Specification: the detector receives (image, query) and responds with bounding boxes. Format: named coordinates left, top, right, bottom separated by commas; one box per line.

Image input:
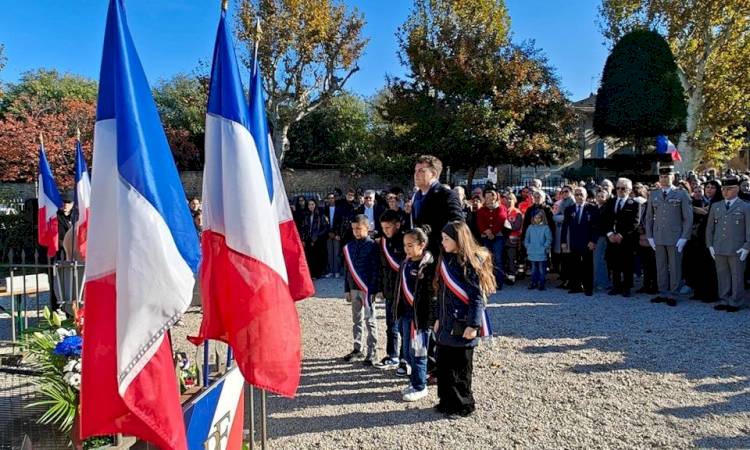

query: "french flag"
left=74, top=136, right=91, bottom=259
left=656, top=135, right=682, bottom=162
left=37, top=141, right=62, bottom=258
left=190, top=7, right=312, bottom=398
left=80, top=1, right=200, bottom=449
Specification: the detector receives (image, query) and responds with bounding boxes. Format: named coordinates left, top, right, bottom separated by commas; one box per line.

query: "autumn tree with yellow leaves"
left=599, top=0, right=750, bottom=167
left=236, top=0, right=368, bottom=164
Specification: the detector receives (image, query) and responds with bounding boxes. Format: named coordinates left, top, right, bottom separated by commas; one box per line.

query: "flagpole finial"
left=76, top=128, right=81, bottom=141
left=222, top=0, right=228, bottom=11
left=255, top=17, right=262, bottom=36
left=38, top=133, right=44, bottom=147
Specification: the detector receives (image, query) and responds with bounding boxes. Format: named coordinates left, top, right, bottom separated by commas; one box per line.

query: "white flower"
left=55, top=309, right=68, bottom=321
left=55, top=328, right=77, bottom=341
left=63, top=360, right=77, bottom=373
left=68, top=373, right=81, bottom=390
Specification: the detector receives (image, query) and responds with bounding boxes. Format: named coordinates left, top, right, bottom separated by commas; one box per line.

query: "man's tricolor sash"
left=382, top=238, right=400, bottom=272
left=439, top=260, right=492, bottom=338
left=343, top=243, right=371, bottom=311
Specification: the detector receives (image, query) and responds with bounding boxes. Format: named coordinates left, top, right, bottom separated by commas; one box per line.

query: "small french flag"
left=37, top=139, right=62, bottom=258
left=74, top=134, right=91, bottom=259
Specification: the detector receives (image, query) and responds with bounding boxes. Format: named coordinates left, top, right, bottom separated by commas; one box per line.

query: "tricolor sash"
left=343, top=243, right=371, bottom=311
left=400, top=263, right=415, bottom=306
left=382, top=238, right=400, bottom=271
left=439, top=260, right=492, bottom=338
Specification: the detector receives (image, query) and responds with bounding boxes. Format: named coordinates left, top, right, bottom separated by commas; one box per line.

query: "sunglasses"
left=615, top=187, right=628, bottom=191
left=573, top=193, right=584, bottom=196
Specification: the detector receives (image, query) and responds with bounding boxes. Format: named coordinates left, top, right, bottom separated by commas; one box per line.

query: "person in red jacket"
left=476, top=186, right=508, bottom=288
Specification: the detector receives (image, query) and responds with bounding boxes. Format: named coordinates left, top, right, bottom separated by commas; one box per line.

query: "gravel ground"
left=174, top=277, right=750, bottom=449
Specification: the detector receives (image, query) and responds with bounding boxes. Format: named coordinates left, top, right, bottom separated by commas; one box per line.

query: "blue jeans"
left=400, top=316, right=428, bottom=391
left=481, top=236, right=505, bottom=287
left=384, top=297, right=400, bottom=360
left=530, top=260, right=547, bottom=287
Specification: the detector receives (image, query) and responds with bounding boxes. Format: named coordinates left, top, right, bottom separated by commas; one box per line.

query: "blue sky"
left=0, top=0, right=607, bottom=102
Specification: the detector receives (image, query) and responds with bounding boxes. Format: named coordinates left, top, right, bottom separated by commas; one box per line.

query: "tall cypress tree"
left=594, top=29, right=687, bottom=152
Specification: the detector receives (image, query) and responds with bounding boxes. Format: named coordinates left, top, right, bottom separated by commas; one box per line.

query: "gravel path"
left=176, top=278, right=750, bottom=449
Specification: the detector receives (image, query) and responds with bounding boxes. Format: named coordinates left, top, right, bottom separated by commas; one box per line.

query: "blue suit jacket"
left=561, top=203, right=600, bottom=252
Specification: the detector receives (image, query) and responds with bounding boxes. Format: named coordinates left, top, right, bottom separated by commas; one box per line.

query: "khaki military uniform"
left=645, top=188, right=693, bottom=293
left=706, top=198, right=750, bottom=308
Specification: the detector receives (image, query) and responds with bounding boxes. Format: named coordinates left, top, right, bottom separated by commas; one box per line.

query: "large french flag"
left=190, top=8, right=311, bottom=398
left=74, top=138, right=91, bottom=259
left=37, top=143, right=62, bottom=258
left=656, top=135, right=683, bottom=162
left=80, top=1, right=200, bottom=449
left=247, top=35, right=314, bottom=302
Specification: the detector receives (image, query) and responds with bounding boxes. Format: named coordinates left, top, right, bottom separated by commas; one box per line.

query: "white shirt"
left=726, top=198, right=737, bottom=209
left=328, top=205, right=335, bottom=227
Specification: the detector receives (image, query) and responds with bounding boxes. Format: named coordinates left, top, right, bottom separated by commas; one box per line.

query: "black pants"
left=607, top=241, right=635, bottom=291
left=569, top=249, right=593, bottom=293
left=637, top=245, right=657, bottom=291
left=436, top=344, right=475, bottom=414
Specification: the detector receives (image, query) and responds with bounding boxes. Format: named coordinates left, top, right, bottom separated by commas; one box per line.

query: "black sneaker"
left=363, top=357, right=375, bottom=367
left=396, top=361, right=411, bottom=377
left=342, top=350, right=365, bottom=362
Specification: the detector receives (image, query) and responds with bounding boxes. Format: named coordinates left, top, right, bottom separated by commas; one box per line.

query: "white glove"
left=647, top=238, right=656, bottom=250
left=709, top=247, right=715, bottom=259
left=676, top=238, right=687, bottom=253
left=737, top=248, right=749, bottom=262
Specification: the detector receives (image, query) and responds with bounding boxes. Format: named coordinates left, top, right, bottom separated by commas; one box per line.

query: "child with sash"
left=376, top=210, right=405, bottom=371
left=342, top=214, right=381, bottom=365
left=434, top=221, right=496, bottom=417
left=395, top=226, right=437, bottom=401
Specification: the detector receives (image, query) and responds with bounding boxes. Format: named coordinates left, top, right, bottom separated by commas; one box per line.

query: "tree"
left=286, top=92, right=370, bottom=166
left=599, top=0, right=750, bottom=166
left=0, top=69, right=97, bottom=120
left=593, top=29, right=687, bottom=152
left=153, top=72, right=209, bottom=171
left=0, top=70, right=97, bottom=185
left=0, top=99, right=95, bottom=186
left=380, top=0, right=578, bottom=185
left=236, top=0, right=368, bottom=164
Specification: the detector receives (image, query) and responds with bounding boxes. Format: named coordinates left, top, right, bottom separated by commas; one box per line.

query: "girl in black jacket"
left=434, top=221, right=497, bottom=418
left=394, top=226, right=437, bottom=402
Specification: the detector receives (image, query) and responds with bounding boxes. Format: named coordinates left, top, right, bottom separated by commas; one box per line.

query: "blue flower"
left=53, top=335, right=83, bottom=358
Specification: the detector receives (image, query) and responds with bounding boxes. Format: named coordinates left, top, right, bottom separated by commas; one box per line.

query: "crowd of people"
left=293, top=163, right=750, bottom=312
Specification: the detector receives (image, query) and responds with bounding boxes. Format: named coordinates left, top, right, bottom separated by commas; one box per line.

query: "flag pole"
left=72, top=129, right=81, bottom=311
left=253, top=16, right=270, bottom=450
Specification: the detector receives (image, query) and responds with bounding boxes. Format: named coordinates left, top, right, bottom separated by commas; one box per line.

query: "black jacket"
left=301, top=212, right=329, bottom=242
left=411, top=183, right=465, bottom=255
left=379, top=231, right=405, bottom=301
left=602, top=197, right=641, bottom=245
left=394, top=251, right=437, bottom=330
left=434, top=253, right=485, bottom=348
left=343, top=237, right=380, bottom=294
left=561, top=203, right=600, bottom=252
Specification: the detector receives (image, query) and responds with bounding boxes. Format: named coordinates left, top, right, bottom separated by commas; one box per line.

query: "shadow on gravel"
left=267, top=408, right=441, bottom=438
left=659, top=391, right=750, bottom=420
left=693, top=434, right=750, bottom=449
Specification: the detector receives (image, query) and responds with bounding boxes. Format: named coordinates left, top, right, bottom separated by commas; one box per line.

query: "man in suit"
left=561, top=187, right=600, bottom=296
left=354, top=190, right=385, bottom=238
left=706, top=176, right=750, bottom=312
left=645, top=164, right=693, bottom=306
left=411, top=155, right=465, bottom=256
left=603, top=178, right=641, bottom=297
left=324, top=192, right=345, bottom=278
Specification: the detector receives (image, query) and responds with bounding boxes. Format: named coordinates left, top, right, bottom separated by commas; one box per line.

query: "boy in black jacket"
left=342, top=215, right=381, bottom=365
left=376, top=210, right=405, bottom=370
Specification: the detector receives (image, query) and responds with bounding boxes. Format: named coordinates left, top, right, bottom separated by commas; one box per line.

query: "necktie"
left=727, top=201, right=731, bottom=211
left=662, top=190, right=667, bottom=200
left=576, top=205, right=582, bottom=223
left=616, top=200, right=622, bottom=214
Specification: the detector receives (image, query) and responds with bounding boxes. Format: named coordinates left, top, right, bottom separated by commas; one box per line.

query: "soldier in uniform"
left=645, top=164, right=693, bottom=306
left=705, top=176, right=750, bottom=312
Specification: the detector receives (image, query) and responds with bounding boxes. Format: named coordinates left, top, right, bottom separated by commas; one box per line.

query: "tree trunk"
left=466, top=166, right=477, bottom=189
left=676, top=61, right=705, bottom=170
left=272, top=124, right=290, bottom=165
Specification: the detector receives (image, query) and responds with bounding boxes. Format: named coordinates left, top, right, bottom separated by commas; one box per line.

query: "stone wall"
left=180, top=169, right=411, bottom=199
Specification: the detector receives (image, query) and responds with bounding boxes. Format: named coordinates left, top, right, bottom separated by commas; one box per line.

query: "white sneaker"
left=401, top=385, right=416, bottom=396
left=334, top=273, right=341, bottom=279
left=403, top=387, right=428, bottom=402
